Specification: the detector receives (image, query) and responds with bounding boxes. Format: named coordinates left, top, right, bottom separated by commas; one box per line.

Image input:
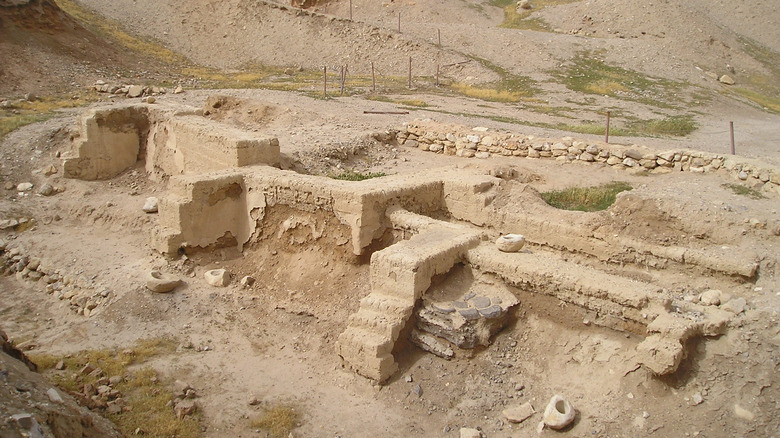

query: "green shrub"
left=541, top=182, right=632, bottom=211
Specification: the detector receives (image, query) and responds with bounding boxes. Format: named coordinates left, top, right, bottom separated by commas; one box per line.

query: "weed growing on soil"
left=542, top=182, right=632, bottom=212
left=491, top=0, right=578, bottom=30
left=553, top=52, right=689, bottom=109
left=449, top=56, right=537, bottom=102
left=722, top=183, right=766, bottom=200
left=29, top=338, right=200, bottom=438
left=0, top=93, right=99, bottom=141
left=733, top=37, right=780, bottom=113
left=250, top=404, right=299, bottom=438
left=330, top=171, right=387, bottom=181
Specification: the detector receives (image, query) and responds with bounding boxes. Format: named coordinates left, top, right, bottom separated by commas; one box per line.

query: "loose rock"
left=543, top=395, right=576, bottom=430
left=145, top=270, right=182, bottom=293
left=503, top=401, right=535, bottom=423
left=496, top=234, right=526, bottom=252
left=699, top=289, right=721, bottom=306
left=142, top=197, right=159, bottom=213
left=205, top=269, right=231, bottom=287
left=459, top=428, right=481, bottom=438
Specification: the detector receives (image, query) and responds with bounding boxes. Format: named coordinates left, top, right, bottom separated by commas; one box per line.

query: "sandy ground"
left=1, top=88, right=780, bottom=437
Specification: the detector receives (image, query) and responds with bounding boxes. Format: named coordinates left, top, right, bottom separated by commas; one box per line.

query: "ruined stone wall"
left=397, top=120, right=780, bottom=195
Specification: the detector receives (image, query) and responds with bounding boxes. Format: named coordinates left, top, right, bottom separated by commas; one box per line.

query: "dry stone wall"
left=396, top=120, right=780, bottom=195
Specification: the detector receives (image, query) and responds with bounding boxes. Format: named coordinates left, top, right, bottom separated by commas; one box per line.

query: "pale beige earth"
left=1, top=0, right=780, bottom=437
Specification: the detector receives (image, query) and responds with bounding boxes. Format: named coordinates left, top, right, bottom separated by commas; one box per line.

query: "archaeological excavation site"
left=1, top=0, right=779, bottom=437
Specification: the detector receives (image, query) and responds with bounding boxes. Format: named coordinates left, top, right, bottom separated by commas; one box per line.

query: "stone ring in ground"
left=543, top=394, right=576, bottom=430
left=145, top=270, right=182, bottom=293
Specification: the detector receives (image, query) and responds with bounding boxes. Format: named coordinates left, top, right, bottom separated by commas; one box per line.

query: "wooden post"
left=340, top=65, right=345, bottom=95
left=408, top=56, right=412, bottom=88
left=398, top=12, right=401, bottom=32
left=730, top=121, right=735, bottom=155
left=438, top=28, right=441, bottom=47
left=349, top=0, right=352, bottom=20
left=605, top=111, right=611, bottom=144
left=371, top=62, right=376, bottom=92
left=436, top=63, right=440, bottom=87
left=323, top=66, right=327, bottom=97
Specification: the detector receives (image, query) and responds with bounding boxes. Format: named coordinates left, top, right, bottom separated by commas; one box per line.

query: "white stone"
left=142, top=197, right=159, bottom=213
left=47, top=388, right=64, bottom=403
left=719, top=74, right=735, bottom=85
left=173, top=85, right=184, bottom=94
left=543, top=395, right=576, bottom=430
left=146, top=271, right=182, bottom=293
left=503, top=402, right=535, bottom=423
left=459, top=428, right=481, bottom=438
left=496, top=234, right=525, bottom=252
left=127, top=85, right=144, bottom=98
left=16, top=182, right=33, bottom=191
left=699, top=289, right=721, bottom=306
left=205, top=269, right=230, bottom=287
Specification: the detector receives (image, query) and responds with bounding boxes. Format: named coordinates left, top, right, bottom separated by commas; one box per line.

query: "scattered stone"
left=42, top=165, right=57, bottom=176
left=496, top=234, right=526, bottom=252
left=38, top=183, right=54, bottom=196
left=718, top=74, right=735, bottom=85
left=248, top=395, right=260, bottom=405
left=55, top=360, right=65, bottom=370
left=409, top=329, right=454, bottom=359
left=9, top=413, right=44, bottom=438
left=173, top=85, right=184, bottom=94
left=143, top=96, right=156, bottom=104
left=205, top=268, right=231, bottom=287
left=722, top=297, right=747, bottom=314
left=174, top=399, right=197, bottom=419
left=734, top=404, right=754, bottom=421
left=0, top=219, right=18, bottom=230
left=240, top=275, right=256, bottom=288
left=47, top=387, right=64, bottom=403
left=80, top=363, right=96, bottom=375
left=699, top=289, right=722, bottom=306
left=145, top=270, right=182, bottom=293
left=127, top=85, right=144, bottom=98
left=459, top=427, right=481, bottom=438
left=412, top=384, right=423, bottom=397
left=503, top=401, right=535, bottom=423
left=17, top=182, right=34, bottom=192
left=517, top=0, right=532, bottom=10
left=691, top=392, right=703, bottom=405
left=142, top=197, right=159, bottom=213
left=543, top=395, right=576, bottom=430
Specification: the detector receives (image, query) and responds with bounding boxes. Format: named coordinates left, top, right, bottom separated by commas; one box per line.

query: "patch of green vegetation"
left=250, top=404, right=299, bottom=438
left=624, top=115, right=696, bottom=137
left=491, top=0, right=578, bottom=30
left=722, top=183, right=765, bottom=200
left=553, top=52, right=690, bottom=109
left=330, top=171, right=387, bottom=181
left=733, top=87, right=780, bottom=114
left=541, top=182, right=632, bottom=212
left=30, top=338, right=200, bottom=438
left=1, top=93, right=100, bottom=141
left=448, top=56, right=538, bottom=102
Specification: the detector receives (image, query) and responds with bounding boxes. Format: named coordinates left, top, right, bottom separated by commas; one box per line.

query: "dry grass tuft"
left=29, top=337, right=198, bottom=438
left=251, top=404, right=299, bottom=438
